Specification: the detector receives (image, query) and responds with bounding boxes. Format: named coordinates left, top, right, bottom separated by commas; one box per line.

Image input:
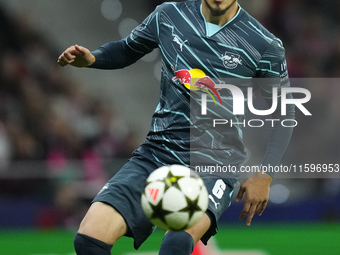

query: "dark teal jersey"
left=91, top=0, right=294, bottom=181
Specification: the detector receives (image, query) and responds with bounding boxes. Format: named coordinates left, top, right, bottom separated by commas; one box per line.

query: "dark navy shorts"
left=93, top=153, right=235, bottom=249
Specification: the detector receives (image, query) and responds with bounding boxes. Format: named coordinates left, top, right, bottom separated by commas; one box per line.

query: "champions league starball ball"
left=141, top=165, right=209, bottom=231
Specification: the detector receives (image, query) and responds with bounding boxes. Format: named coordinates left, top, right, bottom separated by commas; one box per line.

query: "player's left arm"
left=236, top=39, right=295, bottom=226
left=257, top=38, right=295, bottom=177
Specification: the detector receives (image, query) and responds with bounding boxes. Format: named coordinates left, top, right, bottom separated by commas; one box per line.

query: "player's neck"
left=201, top=1, right=239, bottom=26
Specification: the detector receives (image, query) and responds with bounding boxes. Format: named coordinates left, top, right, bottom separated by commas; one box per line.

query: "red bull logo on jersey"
left=172, top=67, right=311, bottom=128
left=172, top=68, right=223, bottom=106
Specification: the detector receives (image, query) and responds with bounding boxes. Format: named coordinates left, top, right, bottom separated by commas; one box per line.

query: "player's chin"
left=220, top=0, right=238, bottom=8
left=206, top=0, right=234, bottom=15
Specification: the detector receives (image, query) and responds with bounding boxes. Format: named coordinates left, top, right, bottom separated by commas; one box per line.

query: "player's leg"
left=184, top=213, right=211, bottom=244
left=159, top=213, right=211, bottom=255
left=78, top=201, right=128, bottom=244
left=74, top=153, right=162, bottom=254
left=73, top=202, right=127, bottom=255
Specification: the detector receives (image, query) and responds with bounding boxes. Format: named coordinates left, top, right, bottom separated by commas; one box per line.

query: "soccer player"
left=58, top=0, right=294, bottom=254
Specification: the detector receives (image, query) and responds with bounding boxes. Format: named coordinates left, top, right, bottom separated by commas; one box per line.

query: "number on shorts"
left=212, top=179, right=226, bottom=199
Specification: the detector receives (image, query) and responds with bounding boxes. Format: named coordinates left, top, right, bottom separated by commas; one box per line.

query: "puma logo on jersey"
left=208, top=194, right=221, bottom=209
left=173, top=37, right=188, bottom=52
left=98, top=183, right=109, bottom=195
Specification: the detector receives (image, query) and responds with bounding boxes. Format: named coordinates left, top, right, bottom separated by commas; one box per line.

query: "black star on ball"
left=180, top=196, right=201, bottom=219
left=150, top=199, right=173, bottom=223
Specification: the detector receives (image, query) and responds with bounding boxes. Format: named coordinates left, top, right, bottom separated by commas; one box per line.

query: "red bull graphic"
left=172, top=68, right=223, bottom=106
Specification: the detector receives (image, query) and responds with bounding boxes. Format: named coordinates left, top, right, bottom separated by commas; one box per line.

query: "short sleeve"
left=125, top=5, right=161, bottom=54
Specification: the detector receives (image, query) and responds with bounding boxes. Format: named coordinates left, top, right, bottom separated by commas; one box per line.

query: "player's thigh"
left=80, top=153, right=162, bottom=248
left=78, top=201, right=127, bottom=245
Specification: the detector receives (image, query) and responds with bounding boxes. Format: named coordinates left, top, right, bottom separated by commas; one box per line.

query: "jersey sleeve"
left=125, top=4, right=161, bottom=53
left=89, top=5, right=161, bottom=69
left=256, top=38, right=289, bottom=89
left=256, top=39, right=295, bottom=178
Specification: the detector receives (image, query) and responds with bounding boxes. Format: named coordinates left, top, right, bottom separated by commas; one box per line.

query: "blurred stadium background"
left=0, top=0, right=339, bottom=254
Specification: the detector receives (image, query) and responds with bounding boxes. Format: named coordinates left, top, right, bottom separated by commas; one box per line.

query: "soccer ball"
left=141, top=164, right=209, bottom=231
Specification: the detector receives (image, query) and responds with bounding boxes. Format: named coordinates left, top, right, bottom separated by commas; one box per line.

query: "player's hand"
left=57, top=45, right=95, bottom=67
left=235, top=172, right=272, bottom=226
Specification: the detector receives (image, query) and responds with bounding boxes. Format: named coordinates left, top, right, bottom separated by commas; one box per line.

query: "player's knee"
left=159, top=231, right=194, bottom=255
left=74, top=232, right=112, bottom=255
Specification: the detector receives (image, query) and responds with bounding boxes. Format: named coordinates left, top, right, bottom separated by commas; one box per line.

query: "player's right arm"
left=57, top=39, right=151, bottom=69
left=57, top=45, right=95, bottom=67
left=58, top=4, right=162, bottom=69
